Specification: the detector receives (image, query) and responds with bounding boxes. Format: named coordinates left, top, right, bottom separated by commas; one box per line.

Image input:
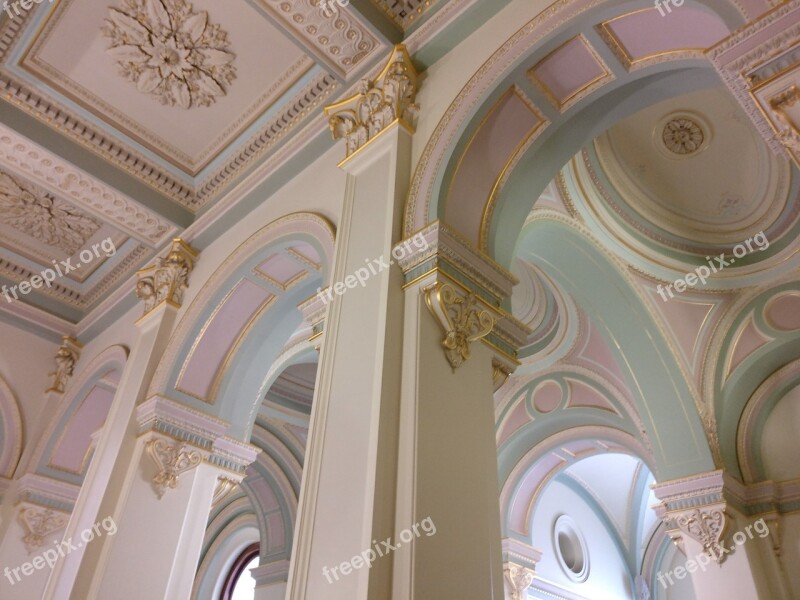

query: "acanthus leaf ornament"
left=324, top=44, right=419, bottom=158
left=103, top=0, right=237, bottom=109
left=0, top=172, right=100, bottom=255
left=675, top=507, right=729, bottom=563
left=18, top=507, right=69, bottom=553
left=424, top=282, right=494, bottom=370
left=145, top=438, right=202, bottom=499
left=136, top=238, right=197, bottom=315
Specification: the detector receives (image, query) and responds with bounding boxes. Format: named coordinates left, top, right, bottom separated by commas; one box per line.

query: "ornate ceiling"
left=0, top=0, right=469, bottom=331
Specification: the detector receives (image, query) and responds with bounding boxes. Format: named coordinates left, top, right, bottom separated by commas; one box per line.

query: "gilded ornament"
left=325, top=45, right=419, bottom=158
left=136, top=238, right=197, bottom=314
left=424, top=282, right=494, bottom=370
left=145, top=437, right=202, bottom=498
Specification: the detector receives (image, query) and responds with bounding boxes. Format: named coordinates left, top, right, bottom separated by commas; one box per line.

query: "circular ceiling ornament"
left=653, top=111, right=711, bottom=159
left=102, top=0, right=237, bottom=110
left=659, top=113, right=709, bottom=156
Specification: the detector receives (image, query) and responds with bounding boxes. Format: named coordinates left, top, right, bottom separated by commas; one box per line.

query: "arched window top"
left=221, top=543, right=259, bottom=600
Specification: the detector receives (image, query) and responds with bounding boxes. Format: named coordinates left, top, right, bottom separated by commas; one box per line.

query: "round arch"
left=147, top=212, right=335, bottom=441
left=403, top=0, right=750, bottom=268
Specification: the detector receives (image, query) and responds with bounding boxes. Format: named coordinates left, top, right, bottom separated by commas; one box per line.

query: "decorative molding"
left=503, top=563, right=535, bottom=600
left=325, top=44, right=419, bottom=158
left=15, top=474, right=80, bottom=514
left=369, top=0, right=440, bottom=30
left=708, top=0, right=800, bottom=157
left=18, top=506, right=69, bottom=553
left=768, top=86, right=800, bottom=153
left=0, top=7, right=336, bottom=210
left=423, top=282, right=494, bottom=370
left=145, top=437, right=202, bottom=498
left=136, top=394, right=228, bottom=449
left=0, top=172, right=100, bottom=255
left=46, top=336, right=83, bottom=394
left=103, top=0, right=237, bottom=110
left=136, top=238, right=197, bottom=314
left=257, top=0, right=381, bottom=77
left=0, top=125, right=174, bottom=245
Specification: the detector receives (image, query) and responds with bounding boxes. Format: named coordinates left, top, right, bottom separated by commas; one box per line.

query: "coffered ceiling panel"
left=22, top=0, right=315, bottom=175
left=0, top=0, right=387, bottom=212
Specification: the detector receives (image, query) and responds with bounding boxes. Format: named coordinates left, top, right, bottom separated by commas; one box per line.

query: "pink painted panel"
left=766, top=294, right=800, bottom=331
left=266, top=511, right=286, bottom=552
left=257, top=253, right=306, bottom=285
left=178, top=280, right=273, bottom=400
left=447, top=90, right=542, bottom=241
left=51, top=385, right=114, bottom=473
left=532, top=37, right=606, bottom=102
left=290, top=243, right=321, bottom=267
left=729, top=315, right=771, bottom=375
left=247, top=472, right=280, bottom=511
left=607, top=8, right=729, bottom=59
left=566, top=379, right=619, bottom=415
left=533, top=380, right=562, bottom=413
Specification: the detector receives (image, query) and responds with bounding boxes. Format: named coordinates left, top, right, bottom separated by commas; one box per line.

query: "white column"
left=42, top=240, right=197, bottom=600
left=287, top=45, right=523, bottom=600
left=72, top=397, right=258, bottom=599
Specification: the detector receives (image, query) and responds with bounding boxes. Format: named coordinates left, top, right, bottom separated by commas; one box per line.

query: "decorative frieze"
left=325, top=44, right=419, bottom=159
left=47, top=336, right=82, bottom=394
left=136, top=239, right=198, bottom=315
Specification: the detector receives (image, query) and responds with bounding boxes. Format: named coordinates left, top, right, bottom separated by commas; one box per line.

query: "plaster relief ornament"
left=145, top=438, right=202, bottom=498
left=0, top=172, right=100, bottom=255
left=18, top=507, right=68, bottom=553
left=662, top=117, right=705, bottom=155
left=103, top=0, right=237, bottom=109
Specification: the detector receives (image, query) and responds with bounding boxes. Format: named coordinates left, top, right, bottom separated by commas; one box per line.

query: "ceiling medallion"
left=103, top=0, right=237, bottom=109
left=0, top=172, right=100, bottom=255
left=661, top=115, right=706, bottom=156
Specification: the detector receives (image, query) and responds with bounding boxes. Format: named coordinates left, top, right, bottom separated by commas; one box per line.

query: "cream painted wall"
left=0, top=320, right=57, bottom=463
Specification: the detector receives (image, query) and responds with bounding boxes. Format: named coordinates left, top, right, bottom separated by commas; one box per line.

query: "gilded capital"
left=136, top=238, right=197, bottom=315
left=324, top=44, right=419, bottom=158
left=424, top=282, right=494, bottom=370
left=145, top=437, right=202, bottom=499
left=47, top=336, right=82, bottom=394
